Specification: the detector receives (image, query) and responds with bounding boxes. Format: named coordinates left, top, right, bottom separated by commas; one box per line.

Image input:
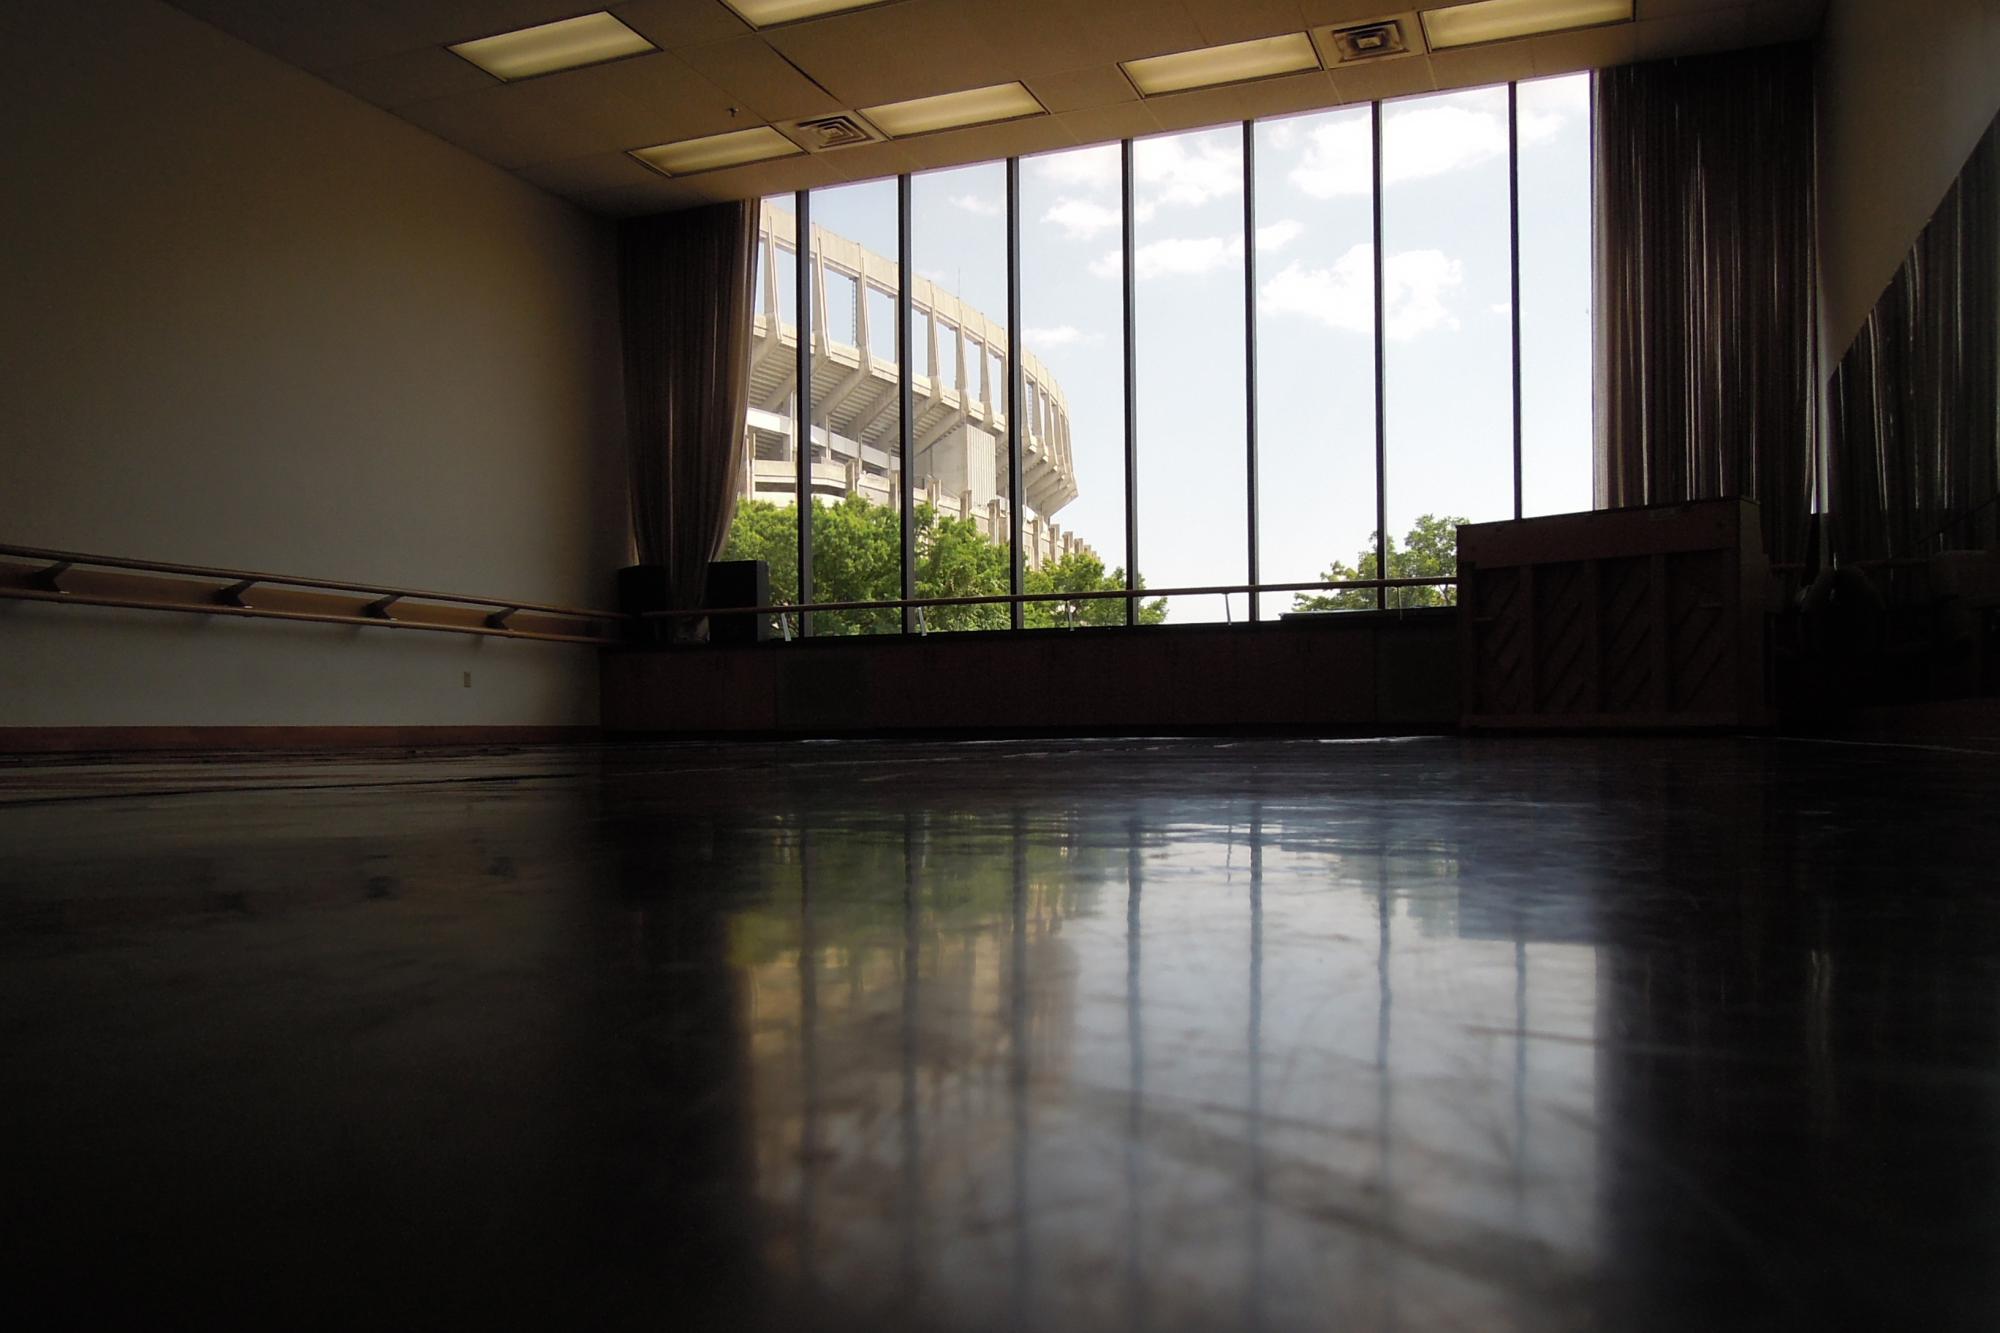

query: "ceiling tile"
left=167, top=0, right=389, bottom=71
left=960, top=0, right=1103, bottom=80
left=689, top=151, right=847, bottom=199
left=678, top=34, right=843, bottom=120
left=1233, top=68, right=1342, bottom=120
left=611, top=0, right=753, bottom=48
left=897, top=115, right=1079, bottom=170
left=1141, top=83, right=1254, bottom=136
left=820, top=140, right=923, bottom=184
left=577, top=177, right=711, bottom=216
left=1741, top=0, right=1824, bottom=44
left=517, top=150, right=662, bottom=195
left=1635, top=0, right=1744, bottom=17
left=764, top=0, right=1009, bottom=107
left=1632, top=9, right=1746, bottom=61
left=1426, top=39, right=1537, bottom=92
left=1057, top=102, right=1164, bottom=148
left=1062, top=0, right=1209, bottom=66
left=1328, top=51, right=1436, bottom=103
left=1026, top=66, right=1141, bottom=114
left=1297, top=0, right=1416, bottom=27
left=1180, top=0, right=1310, bottom=47
left=1530, top=22, right=1642, bottom=74
left=399, top=49, right=742, bottom=168
left=317, top=45, right=495, bottom=108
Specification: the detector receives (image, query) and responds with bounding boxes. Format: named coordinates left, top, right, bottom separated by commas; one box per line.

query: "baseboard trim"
left=0, top=726, right=600, bottom=754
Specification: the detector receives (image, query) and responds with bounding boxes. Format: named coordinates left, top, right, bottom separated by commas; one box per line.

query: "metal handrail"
left=641, top=575, right=1457, bottom=621
left=0, top=543, right=627, bottom=646
left=0, top=542, right=625, bottom=621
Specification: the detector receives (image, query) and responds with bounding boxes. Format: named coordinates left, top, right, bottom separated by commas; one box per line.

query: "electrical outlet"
left=462, top=671, right=472, bottom=688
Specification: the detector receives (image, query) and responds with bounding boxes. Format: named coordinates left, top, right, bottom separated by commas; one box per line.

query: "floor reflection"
left=4, top=737, right=1999, bottom=1328
left=720, top=787, right=1602, bottom=1330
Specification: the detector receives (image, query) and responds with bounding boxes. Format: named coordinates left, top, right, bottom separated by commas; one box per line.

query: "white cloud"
left=1289, top=102, right=1537, bottom=198
left=1259, top=244, right=1464, bottom=341
left=1130, top=235, right=1235, bottom=279
left=1519, top=71, right=1588, bottom=142
left=1089, top=220, right=1306, bottom=280
left=1134, top=133, right=1242, bottom=210
left=1043, top=198, right=1120, bottom=240
left=949, top=192, right=999, bottom=216
left=1256, top=219, right=1304, bottom=251
left=1024, top=324, right=1101, bottom=347
left=1027, top=143, right=1121, bottom=192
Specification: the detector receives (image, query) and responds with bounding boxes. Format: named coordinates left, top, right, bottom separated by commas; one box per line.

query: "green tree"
left=1293, top=514, right=1464, bottom=612
left=1024, top=549, right=1166, bottom=627
left=718, top=496, right=1166, bottom=632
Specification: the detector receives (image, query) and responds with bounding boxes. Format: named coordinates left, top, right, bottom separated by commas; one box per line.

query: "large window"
left=1256, top=106, right=1378, bottom=618
left=726, top=193, right=804, bottom=635
left=910, top=163, right=1010, bottom=632
left=805, top=179, right=901, bottom=636
left=1135, top=126, right=1247, bottom=625
left=1517, top=74, right=1594, bottom=519
left=1383, top=86, right=1515, bottom=604
left=722, top=79, right=1594, bottom=633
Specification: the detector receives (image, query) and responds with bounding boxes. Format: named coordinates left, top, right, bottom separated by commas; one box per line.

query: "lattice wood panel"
left=1458, top=500, right=1771, bottom=729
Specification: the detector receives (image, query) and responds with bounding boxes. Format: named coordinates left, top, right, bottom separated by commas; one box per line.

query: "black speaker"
left=705, top=559, right=772, bottom=645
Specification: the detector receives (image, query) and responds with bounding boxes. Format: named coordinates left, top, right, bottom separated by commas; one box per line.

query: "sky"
left=768, top=72, right=1592, bottom=624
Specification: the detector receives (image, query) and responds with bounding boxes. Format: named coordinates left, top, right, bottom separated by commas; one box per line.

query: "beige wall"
left=0, top=0, right=627, bottom=729
left=1817, top=0, right=2000, bottom=370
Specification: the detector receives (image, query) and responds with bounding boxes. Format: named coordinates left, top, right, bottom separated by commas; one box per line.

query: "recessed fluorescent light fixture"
left=721, top=0, right=884, bottom=26
left=1419, top=0, right=1632, bottom=50
left=448, top=12, right=654, bottom=81
left=859, top=82, right=1045, bottom=138
left=1121, top=32, right=1321, bottom=97
left=630, top=126, right=803, bottom=177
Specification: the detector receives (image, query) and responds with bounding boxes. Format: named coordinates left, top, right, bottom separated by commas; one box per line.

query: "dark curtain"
left=620, top=201, right=759, bottom=616
left=1593, top=44, right=1819, bottom=564
left=1827, top=112, right=2000, bottom=562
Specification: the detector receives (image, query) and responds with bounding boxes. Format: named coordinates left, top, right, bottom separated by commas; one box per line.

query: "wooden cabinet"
left=1458, top=500, right=1773, bottom=729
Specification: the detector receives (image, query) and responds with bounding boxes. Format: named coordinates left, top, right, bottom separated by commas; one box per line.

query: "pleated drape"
left=620, top=201, right=759, bottom=621
left=1827, top=112, right=2000, bottom=562
left=1592, top=44, right=1819, bottom=564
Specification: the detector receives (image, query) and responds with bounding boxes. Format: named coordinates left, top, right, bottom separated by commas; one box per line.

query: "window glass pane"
left=805, top=178, right=903, bottom=634
left=1134, top=126, right=1247, bottom=624
left=824, top=268, right=858, bottom=349
left=1382, top=87, right=1514, bottom=606
left=726, top=195, right=803, bottom=636
left=1517, top=74, right=1594, bottom=518
left=910, top=164, right=1010, bottom=630
left=1021, top=142, right=1131, bottom=624
left=866, top=284, right=896, bottom=364
left=1255, top=106, right=1378, bottom=617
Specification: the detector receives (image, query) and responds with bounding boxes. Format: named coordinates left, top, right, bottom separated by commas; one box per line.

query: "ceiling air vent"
left=1319, top=17, right=1421, bottom=64
left=782, top=113, right=885, bottom=152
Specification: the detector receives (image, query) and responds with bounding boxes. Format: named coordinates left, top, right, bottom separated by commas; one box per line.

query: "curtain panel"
left=1592, top=44, right=1819, bottom=564
left=1827, top=112, right=2000, bottom=562
left=620, top=201, right=759, bottom=619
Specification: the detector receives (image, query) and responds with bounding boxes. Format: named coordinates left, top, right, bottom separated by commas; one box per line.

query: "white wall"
left=1817, top=0, right=2000, bottom=370
left=0, top=0, right=626, bottom=729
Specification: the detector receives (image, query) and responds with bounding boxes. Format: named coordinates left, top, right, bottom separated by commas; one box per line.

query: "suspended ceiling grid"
left=165, top=0, right=1827, bottom=215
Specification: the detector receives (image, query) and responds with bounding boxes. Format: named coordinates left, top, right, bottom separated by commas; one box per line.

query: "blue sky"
left=778, top=73, right=1592, bottom=624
